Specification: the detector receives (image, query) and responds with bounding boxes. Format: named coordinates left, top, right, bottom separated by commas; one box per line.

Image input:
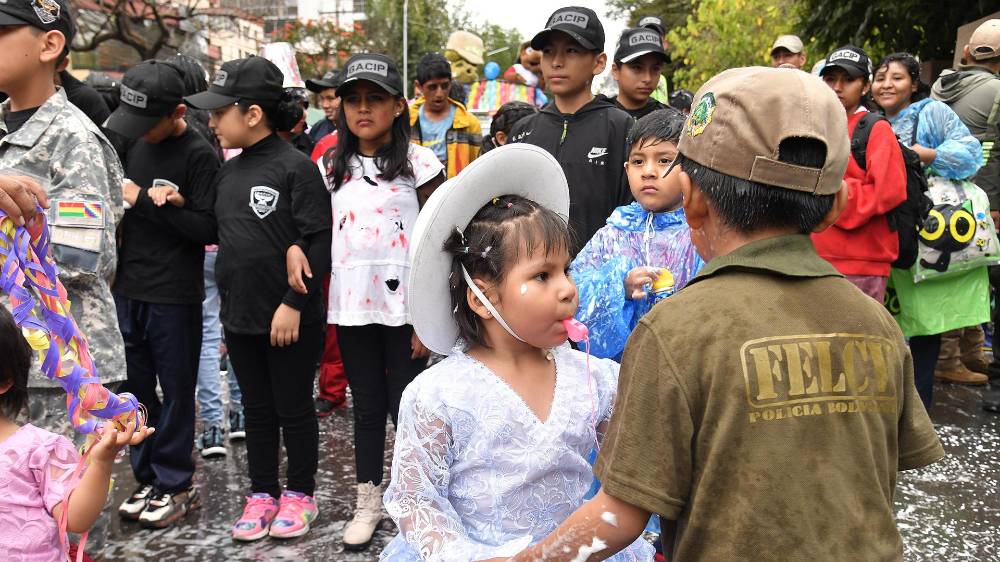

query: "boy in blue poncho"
left=573, top=108, right=704, bottom=360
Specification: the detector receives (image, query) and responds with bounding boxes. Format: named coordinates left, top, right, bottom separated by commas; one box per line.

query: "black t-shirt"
left=613, top=96, right=669, bottom=120
left=4, top=107, right=40, bottom=134
left=214, top=134, right=332, bottom=334
left=114, top=127, right=220, bottom=304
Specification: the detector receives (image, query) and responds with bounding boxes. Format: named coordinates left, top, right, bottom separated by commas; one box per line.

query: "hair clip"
left=506, top=202, right=513, bottom=209
left=457, top=245, right=492, bottom=258
left=492, top=197, right=501, bottom=206
left=455, top=226, right=466, bottom=245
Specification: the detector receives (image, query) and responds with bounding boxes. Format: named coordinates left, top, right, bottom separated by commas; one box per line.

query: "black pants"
left=225, top=326, right=322, bottom=498
left=116, top=297, right=201, bottom=493
left=338, top=324, right=425, bottom=485
left=910, top=334, right=941, bottom=410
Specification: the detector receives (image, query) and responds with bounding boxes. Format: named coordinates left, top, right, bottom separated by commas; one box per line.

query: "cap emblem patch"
left=31, top=0, right=59, bottom=25
left=549, top=10, right=589, bottom=29
left=686, top=92, right=716, bottom=137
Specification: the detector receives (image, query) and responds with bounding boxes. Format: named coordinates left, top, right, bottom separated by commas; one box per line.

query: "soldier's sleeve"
left=47, top=138, right=122, bottom=284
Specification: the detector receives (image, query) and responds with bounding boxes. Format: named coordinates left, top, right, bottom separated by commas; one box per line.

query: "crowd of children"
left=0, top=0, right=997, bottom=560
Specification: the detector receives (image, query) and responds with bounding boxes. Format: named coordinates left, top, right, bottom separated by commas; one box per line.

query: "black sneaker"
left=119, top=483, right=154, bottom=520
left=138, top=487, right=200, bottom=529
left=229, top=410, right=246, bottom=441
left=315, top=398, right=336, bottom=417
left=199, top=426, right=227, bottom=458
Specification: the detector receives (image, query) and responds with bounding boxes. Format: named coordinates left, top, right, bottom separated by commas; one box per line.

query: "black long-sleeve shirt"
left=114, top=127, right=219, bottom=304
left=214, top=134, right=332, bottom=334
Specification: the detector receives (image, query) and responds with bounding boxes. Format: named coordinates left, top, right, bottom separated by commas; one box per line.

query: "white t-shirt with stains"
left=324, top=144, right=443, bottom=326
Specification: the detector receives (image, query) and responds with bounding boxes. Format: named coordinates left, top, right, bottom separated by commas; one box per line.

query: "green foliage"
left=469, top=22, right=524, bottom=74
left=268, top=20, right=366, bottom=80
left=799, top=0, right=996, bottom=64
left=666, top=0, right=802, bottom=90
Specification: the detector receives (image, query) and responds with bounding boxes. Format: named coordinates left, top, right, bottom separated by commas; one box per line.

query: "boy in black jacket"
left=510, top=6, right=634, bottom=255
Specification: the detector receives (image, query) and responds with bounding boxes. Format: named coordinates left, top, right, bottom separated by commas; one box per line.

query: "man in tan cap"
left=931, top=18, right=1000, bottom=411
left=771, top=34, right=806, bottom=68
left=511, top=67, right=943, bottom=562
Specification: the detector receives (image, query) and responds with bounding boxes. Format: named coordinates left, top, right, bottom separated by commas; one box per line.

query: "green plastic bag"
left=912, top=176, right=1000, bottom=282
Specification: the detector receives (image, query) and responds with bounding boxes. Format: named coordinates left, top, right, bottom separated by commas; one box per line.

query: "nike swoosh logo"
left=587, top=148, right=608, bottom=159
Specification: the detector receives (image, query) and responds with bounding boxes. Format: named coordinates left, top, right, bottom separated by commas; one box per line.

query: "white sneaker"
left=342, top=481, right=384, bottom=550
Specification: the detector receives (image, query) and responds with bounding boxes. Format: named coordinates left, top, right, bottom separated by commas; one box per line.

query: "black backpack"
left=850, top=111, right=932, bottom=269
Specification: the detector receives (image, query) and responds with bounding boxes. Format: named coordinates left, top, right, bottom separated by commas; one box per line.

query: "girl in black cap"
left=310, top=52, right=445, bottom=550
left=184, top=56, right=332, bottom=542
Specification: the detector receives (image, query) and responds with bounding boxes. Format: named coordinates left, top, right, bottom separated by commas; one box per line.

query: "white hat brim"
left=407, top=144, right=570, bottom=355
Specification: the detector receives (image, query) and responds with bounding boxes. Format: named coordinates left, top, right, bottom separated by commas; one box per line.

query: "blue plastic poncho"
left=887, top=97, right=988, bottom=336
left=888, top=98, right=983, bottom=180
left=572, top=203, right=704, bottom=360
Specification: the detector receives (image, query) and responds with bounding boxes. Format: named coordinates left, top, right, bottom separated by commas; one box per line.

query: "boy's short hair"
left=677, top=139, right=835, bottom=234
left=627, top=108, right=686, bottom=150
left=417, top=53, right=453, bottom=84
left=671, top=66, right=849, bottom=234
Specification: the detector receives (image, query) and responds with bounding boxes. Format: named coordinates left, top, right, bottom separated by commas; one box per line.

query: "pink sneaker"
left=268, top=490, right=319, bottom=539
left=232, top=493, right=278, bottom=541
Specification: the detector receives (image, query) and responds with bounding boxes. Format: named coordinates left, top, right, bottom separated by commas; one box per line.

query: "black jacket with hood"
left=932, top=65, right=1000, bottom=209
left=509, top=95, right=634, bottom=255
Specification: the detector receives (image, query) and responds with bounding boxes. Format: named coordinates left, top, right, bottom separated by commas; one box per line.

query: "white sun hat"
left=407, top=143, right=570, bottom=355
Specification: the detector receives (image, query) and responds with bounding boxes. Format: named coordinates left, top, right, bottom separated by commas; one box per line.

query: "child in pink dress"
left=0, top=306, right=153, bottom=561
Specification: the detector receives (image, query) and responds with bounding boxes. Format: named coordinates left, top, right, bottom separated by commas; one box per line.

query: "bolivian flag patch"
left=54, top=200, right=105, bottom=228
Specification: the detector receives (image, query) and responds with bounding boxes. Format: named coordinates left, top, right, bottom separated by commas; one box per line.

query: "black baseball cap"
left=337, top=53, right=403, bottom=96
left=637, top=15, right=665, bottom=37
left=184, top=56, right=283, bottom=110
left=614, top=27, right=668, bottom=64
left=820, top=45, right=872, bottom=80
left=104, top=60, right=186, bottom=139
left=0, top=0, right=74, bottom=44
left=530, top=6, right=605, bottom=52
left=306, top=69, right=340, bottom=93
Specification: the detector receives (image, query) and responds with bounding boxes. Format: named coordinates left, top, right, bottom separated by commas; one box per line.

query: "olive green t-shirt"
left=594, top=235, right=944, bottom=561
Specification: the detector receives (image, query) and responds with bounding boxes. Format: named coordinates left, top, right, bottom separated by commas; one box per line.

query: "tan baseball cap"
left=771, top=34, right=804, bottom=55
left=675, top=67, right=849, bottom=195
left=968, top=19, right=1000, bottom=61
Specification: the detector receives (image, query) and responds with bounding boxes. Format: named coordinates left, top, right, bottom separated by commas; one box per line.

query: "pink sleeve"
left=28, top=433, right=82, bottom=515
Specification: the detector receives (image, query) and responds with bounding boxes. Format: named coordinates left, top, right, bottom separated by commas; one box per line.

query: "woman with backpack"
left=812, top=45, right=908, bottom=301
left=872, top=52, right=985, bottom=408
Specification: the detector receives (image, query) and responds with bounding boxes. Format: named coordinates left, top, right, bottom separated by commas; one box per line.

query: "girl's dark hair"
left=0, top=306, right=31, bottom=420
left=483, top=101, right=537, bottom=152
left=326, top=85, right=413, bottom=190
left=443, top=195, right=572, bottom=348
left=626, top=107, right=686, bottom=151
left=875, top=53, right=931, bottom=103
left=237, top=88, right=303, bottom=134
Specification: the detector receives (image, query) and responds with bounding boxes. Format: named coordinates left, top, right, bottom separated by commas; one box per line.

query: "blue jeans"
left=197, top=250, right=242, bottom=428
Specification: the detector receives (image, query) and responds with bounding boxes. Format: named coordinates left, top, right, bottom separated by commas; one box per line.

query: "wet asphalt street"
left=97, top=380, right=1000, bottom=562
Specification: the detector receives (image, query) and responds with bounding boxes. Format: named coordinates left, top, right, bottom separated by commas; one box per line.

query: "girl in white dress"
left=381, top=144, right=653, bottom=561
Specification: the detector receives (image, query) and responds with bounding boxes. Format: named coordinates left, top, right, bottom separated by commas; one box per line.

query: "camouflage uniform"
left=0, top=87, right=126, bottom=392
left=0, top=87, right=125, bottom=554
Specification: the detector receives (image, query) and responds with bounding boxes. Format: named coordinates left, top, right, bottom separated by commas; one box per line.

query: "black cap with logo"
left=0, top=0, right=74, bottom=43
left=820, top=45, right=872, bottom=80
left=614, top=27, right=667, bottom=64
left=530, top=6, right=605, bottom=52
left=637, top=15, right=665, bottom=37
left=337, top=53, right=403, bottom=96
left=306, top=69, right=341, bottom=93
left=184, top=55, right=284, bottom=110
left=104, top=60, right=186, bottom=139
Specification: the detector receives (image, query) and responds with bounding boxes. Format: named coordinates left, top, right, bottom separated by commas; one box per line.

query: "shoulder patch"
left=54, top=200, right=105, bottom=228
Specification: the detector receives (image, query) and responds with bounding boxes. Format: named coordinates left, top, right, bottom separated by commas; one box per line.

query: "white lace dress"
left=380, top=346, right=655, bottom=561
